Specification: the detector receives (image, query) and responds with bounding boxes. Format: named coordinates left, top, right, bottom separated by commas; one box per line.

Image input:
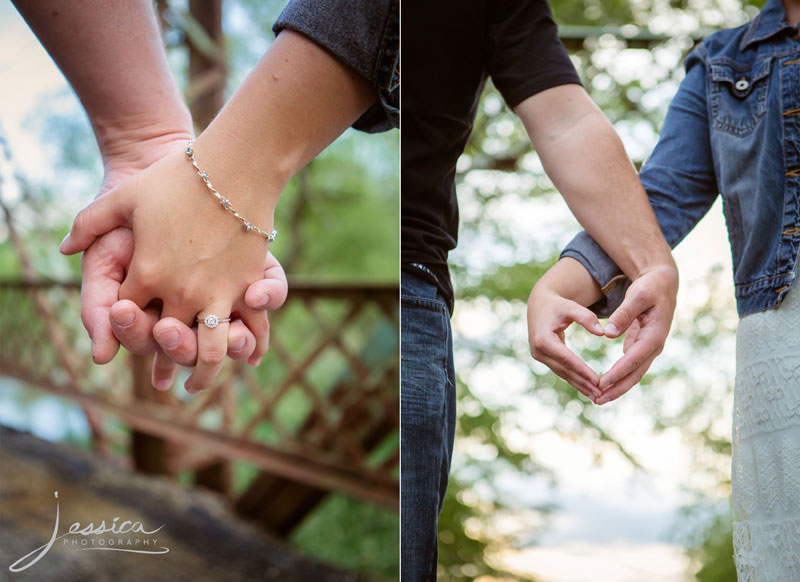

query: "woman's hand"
left=528, top=258, right=605, bottom=401
left=62, top=138, right=280, bottom=392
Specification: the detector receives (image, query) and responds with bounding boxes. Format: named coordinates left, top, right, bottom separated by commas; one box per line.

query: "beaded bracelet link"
left=184, top=141, right=277, bottom=242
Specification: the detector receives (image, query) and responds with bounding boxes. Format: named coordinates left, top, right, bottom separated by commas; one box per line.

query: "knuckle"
left=73, top=207, right=89, bottom=231
left=80, top=307, right=93, bottom=330
left=636, top=286, right=655, bottom=305
left=199, top=347, right=225, bottom=367
left=133, top=263, right=161, bottom=291
left=532, top=333, right=549, bottom=352
left=181, top=274, right=206, bottom=301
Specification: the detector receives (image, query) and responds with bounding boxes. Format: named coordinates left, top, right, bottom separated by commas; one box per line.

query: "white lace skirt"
left=732, top=266, right=800, bottom=580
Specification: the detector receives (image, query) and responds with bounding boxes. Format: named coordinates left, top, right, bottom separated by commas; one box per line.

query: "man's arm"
left=515, top=84, right=676, bottom=282
left=12, top=0, right=193, bottom=169
left=533, top=46, right=719, bottom=404
left=516, top=84, right=679, bottom=399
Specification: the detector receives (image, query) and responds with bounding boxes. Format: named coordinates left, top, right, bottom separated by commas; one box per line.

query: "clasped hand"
left=61, top=136, right=288, bottom=393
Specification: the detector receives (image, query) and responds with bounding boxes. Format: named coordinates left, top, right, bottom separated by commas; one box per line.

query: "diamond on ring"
left=198, top=314, right=231, bottom=329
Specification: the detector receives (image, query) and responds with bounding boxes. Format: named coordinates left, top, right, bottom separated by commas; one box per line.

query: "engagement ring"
left=197, top=314, right=231, bottom=329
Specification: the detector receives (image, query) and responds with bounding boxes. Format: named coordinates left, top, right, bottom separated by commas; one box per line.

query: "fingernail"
left=250, top=357, right=262, bottom=367
left=156, top=328, right=180, bottom=349
left=185, top=385, right=202, bottom=395
left=59, top=232, right=71, bottom=252
left=592, top=322, right=604, bottom=334
left=230, top=337, right=246, bottom=351
left=91, top=340, right=97, bottom=360
left=252, top=292, right=270, bottom=309
left=112, top=309, right=135, bottom=327
left=606, top=323, right=619, bottom=336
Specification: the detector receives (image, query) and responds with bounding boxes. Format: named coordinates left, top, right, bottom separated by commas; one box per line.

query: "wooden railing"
left=0, top=279, right=399, bottom=534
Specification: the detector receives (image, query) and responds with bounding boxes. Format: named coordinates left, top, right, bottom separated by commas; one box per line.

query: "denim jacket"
left=562, top=0, right=800, bottom=317
left=273, top=0, right=399, bottom=132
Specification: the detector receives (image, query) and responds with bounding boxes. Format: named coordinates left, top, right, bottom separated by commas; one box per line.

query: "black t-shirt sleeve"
left=486, top=0, right=581, bottom=109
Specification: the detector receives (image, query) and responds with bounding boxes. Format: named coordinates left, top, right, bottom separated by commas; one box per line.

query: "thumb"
left=564, top=302, right=604, bottom=336
left=605, top=285, right=651, bottom=338
left=60, top=190, right=131, bottom=255
left=245, top=251, right=288, bottom=310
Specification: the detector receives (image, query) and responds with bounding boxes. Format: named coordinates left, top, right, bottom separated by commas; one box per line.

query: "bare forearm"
left=192, top=30, right=377, bottom=206
left=538, top=257, right=604, bottom=307
left=13, top=0, right=192, bottom=159
left=516, top=85, right=674, bottom=280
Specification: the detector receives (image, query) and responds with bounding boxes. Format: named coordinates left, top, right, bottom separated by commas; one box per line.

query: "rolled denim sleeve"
left=273, top=0, right=399, bottom=132
left=561, top=44, right=720, bottom=317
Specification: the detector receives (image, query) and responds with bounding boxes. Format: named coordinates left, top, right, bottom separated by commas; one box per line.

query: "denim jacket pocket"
left=710, top=56, right=772, bottom=136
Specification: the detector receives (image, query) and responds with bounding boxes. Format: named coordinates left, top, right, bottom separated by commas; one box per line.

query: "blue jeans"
left=400, top=270, right=456, bottom=582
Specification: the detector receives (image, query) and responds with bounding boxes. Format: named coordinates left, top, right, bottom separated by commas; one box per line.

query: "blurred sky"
left=0, top=2, right=738, bottom=580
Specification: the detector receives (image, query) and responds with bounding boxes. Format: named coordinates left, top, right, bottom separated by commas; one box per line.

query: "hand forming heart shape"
left=527, top=258, right=679, bottom=405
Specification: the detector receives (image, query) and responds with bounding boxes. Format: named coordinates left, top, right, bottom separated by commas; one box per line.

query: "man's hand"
left=595, top=266, right=678, bottom=404
left=82, top=223, right=288, bottom=390
left=81, top=134, right=192, bottom=365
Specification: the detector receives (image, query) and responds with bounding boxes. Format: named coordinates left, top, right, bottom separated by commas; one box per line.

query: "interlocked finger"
left=185, top=304, right=231, bottom=393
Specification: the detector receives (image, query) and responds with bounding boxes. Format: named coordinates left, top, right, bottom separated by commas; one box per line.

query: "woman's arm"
left=60, top=30, right=379, bottom=392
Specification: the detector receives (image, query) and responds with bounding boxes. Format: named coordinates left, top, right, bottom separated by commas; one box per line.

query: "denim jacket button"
left=735, top=78, right=750, bottom=91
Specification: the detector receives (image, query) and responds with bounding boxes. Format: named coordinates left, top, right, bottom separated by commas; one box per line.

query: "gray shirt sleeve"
left=560, top=232, right=631, bottom=318
left=273, top=0, right=399, bottom=132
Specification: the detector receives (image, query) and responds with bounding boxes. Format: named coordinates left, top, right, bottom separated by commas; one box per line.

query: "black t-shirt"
left=401, top=0, right=581, bottom=313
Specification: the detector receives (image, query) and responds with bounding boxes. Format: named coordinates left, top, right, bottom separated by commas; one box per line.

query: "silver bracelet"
left=184, top=141, right=278, bottom=242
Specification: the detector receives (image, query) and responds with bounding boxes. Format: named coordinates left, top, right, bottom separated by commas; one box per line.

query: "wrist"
left=182, top=139, right=278, bottom=239
left=97, top=114, right=194, bottom=176
left=536, top=258, right=604, bottom=307
left=632, top=262, right=680, bottom=295
left=624, top=243, right=678, bottom=284
left=192, top=124, right=286, bottom=211
left=90, top=102, right=194, bottom=164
